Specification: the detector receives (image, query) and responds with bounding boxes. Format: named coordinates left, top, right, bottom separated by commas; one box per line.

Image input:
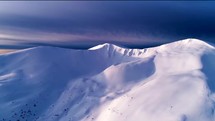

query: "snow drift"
left=0, top=39, right=215, bottom=121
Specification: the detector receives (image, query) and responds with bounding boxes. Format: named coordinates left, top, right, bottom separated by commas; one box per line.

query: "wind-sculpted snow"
left=0, top=39, right=215, bottom=121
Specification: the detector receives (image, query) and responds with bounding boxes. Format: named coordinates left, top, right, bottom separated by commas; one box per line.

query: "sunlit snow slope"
left=0, top=39, right=215, bottom=121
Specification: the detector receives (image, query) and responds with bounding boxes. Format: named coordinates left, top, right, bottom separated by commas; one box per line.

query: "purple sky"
left=0, top=1, right=215, bottom=49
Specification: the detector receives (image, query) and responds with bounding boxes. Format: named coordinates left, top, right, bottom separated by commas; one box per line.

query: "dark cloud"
left=0, top=1, right=215, bottom=49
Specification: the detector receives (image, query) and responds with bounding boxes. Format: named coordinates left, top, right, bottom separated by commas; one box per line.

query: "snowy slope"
left=0, top=39, right=215, bottom=121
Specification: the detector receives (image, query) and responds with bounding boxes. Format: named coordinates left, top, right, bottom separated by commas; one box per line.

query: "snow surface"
left=0, top=39, right=215, bottom=121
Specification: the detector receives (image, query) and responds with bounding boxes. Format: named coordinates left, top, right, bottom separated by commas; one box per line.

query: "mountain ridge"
left=0, top=38, right=215, bottom=121
left=2, top=38, right=214, bottom=57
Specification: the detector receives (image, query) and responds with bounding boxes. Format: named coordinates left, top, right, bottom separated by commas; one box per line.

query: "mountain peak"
left=157, top=38, right=214, bottom=52
left=89, top=43, right=121, bottom=50
left=173, top=38, right=213, bottom=47
left=178, top=38, right=210, bottom=45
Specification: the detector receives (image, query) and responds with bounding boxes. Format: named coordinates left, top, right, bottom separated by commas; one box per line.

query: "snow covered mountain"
left=0, top=39, right=215, bottom=121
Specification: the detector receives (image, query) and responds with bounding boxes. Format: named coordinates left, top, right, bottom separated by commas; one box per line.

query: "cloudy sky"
left=0, top=1, right=215, bottom=49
